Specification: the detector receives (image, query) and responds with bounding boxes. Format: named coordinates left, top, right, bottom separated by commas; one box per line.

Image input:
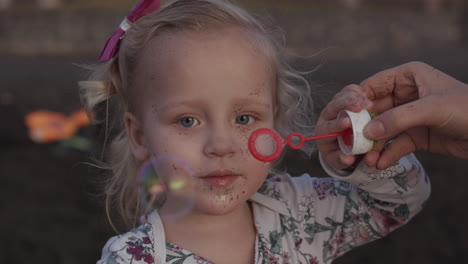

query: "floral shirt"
left=97, top=154, right=430, bottom=264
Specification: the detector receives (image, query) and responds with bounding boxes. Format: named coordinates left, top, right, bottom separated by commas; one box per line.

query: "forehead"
left=131, top=27, right=276, bottom=109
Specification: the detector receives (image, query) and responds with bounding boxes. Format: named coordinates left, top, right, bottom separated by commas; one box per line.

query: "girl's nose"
left=203, top=126, right=235, bottom=158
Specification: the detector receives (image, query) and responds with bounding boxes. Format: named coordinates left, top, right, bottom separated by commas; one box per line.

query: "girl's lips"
left=201, top=169, right=240, bottom=188
left=201, top=175, right=238, bottom=188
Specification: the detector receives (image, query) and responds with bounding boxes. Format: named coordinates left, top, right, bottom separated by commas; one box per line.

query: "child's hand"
left=315, top=85, right=373, bottom=170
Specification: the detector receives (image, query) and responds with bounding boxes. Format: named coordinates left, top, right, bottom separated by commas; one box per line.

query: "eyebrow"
left=231, top=97, right=272, bottom=109
left=156, top=100, right=204, bottom=114
left=156, top=97, right=272, bottom=114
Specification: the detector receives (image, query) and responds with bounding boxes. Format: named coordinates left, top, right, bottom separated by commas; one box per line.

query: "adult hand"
left=360, top=61, right=468, bottom=169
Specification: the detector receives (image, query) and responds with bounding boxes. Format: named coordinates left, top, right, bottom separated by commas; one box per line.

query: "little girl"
left=81, top=0, right=430, bottom=263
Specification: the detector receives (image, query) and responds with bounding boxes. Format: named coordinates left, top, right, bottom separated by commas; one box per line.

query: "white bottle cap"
left=337, top=109, right=374, bottom=155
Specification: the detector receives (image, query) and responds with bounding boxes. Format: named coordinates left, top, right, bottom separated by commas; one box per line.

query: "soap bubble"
left=136, top=156, right=196, bottom=219
left=254, top=133, right=277, bottom=157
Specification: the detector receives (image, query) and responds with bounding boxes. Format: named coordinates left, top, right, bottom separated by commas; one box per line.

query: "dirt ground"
left=0, top=49, right=467, bottom=263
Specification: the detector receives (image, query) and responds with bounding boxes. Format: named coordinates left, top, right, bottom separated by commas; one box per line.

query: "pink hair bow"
left=99, top=0, right=161, bottom=62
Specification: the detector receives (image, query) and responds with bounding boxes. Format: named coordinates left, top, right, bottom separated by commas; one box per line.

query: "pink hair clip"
left=99, top=0, right=161, bottom=62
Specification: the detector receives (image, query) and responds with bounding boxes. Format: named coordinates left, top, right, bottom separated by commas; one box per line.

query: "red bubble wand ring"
left=248, top=127, right=353, bottom=162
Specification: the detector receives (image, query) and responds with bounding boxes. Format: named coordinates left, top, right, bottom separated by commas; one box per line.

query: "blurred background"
left=0, top=0, right=467, bottom=263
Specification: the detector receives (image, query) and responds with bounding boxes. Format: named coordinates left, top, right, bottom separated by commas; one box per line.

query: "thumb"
left=364, top=98, right=440, bottom=140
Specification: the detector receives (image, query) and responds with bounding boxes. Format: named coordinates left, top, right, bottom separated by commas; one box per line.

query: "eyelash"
left=175, top=113, right=259, bottom=128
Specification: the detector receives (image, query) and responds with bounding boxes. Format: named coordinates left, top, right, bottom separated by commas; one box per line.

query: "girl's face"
left=126, top=28, right=276, bottom=216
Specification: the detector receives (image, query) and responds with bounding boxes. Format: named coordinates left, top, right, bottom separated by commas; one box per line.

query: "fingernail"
left=364, top=120, right=385, bottom=139
left=351, top=98, right=364, bottom=107
left=340, top=117, right=351, bottom=127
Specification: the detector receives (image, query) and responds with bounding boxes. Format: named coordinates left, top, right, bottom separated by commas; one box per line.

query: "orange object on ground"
left=24, top=109, right=91, bottom=143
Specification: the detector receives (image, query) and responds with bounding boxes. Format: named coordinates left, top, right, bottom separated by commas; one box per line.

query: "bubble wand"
left=248, top=109, right=375, bottom=162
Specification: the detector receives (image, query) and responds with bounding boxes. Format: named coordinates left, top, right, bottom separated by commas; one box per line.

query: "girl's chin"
left=192, top=194, right=248, bottom=215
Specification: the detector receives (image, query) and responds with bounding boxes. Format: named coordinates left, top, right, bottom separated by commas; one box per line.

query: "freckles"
left=232, top=127, right=252, bottom=161
left=238, top=148, right=250, bottom=162
left=150, top=106, right=161, bottom=123
left=233, top=105, right=244, bottom=116
left=231, top=167, right=242, bottom=175
left=372, top=74, right=394, bottom=98
left=249, top=88, right=260, bottom=96
left=235, top=124, right=249, bottom=135
left=176, top=127, right=191, bottom=136
left=151, top=104, right=158, bottom=117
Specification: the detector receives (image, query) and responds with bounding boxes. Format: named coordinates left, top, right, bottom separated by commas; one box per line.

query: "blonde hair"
left=80, top=0, right=315, bottom=231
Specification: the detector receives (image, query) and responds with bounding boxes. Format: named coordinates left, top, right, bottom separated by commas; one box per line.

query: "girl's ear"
left=124, top=112, right=149, bottom=161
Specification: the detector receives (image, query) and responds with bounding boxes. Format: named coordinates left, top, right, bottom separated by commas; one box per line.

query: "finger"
left=338, top=152, right=356, bottom=168
left=315, top=114, right=351, bottom=149
left=362, top=136, right=388, bottom=166
left=317, top=117, right=356, bottom=169
left=360, top=63, right=419, bottom=101
left=315, top=130, right=342, bottom=160
left=367, top=95, right=396, bottom=115
left=364, top=96, right=442, bottom=140
left=363, top=150, right=380, bottom=168
left=324, top=149, right=356, bottom=170
left=361, top=62, right=442, bottom=108
left=316, top=121, right=351, bottom=160
left=376, top=132, right=418, bottom=169
left=334, top=115, right=351, bottom=133
left=320, top=85, right=373, bottom=121
left=360, top=67, right=400, bottom=100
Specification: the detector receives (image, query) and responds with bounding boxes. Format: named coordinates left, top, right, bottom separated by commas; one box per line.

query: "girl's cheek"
left=234, top=124, right=250, bottom=135
left=233, top=128, right=255, bottom=162
left=234, top=125, right=251, bottom=144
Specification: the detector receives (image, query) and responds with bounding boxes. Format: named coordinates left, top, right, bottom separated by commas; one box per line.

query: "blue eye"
left=236, top=115, right=254, bottom=125
left=179, top=117, right=199, bottom=127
